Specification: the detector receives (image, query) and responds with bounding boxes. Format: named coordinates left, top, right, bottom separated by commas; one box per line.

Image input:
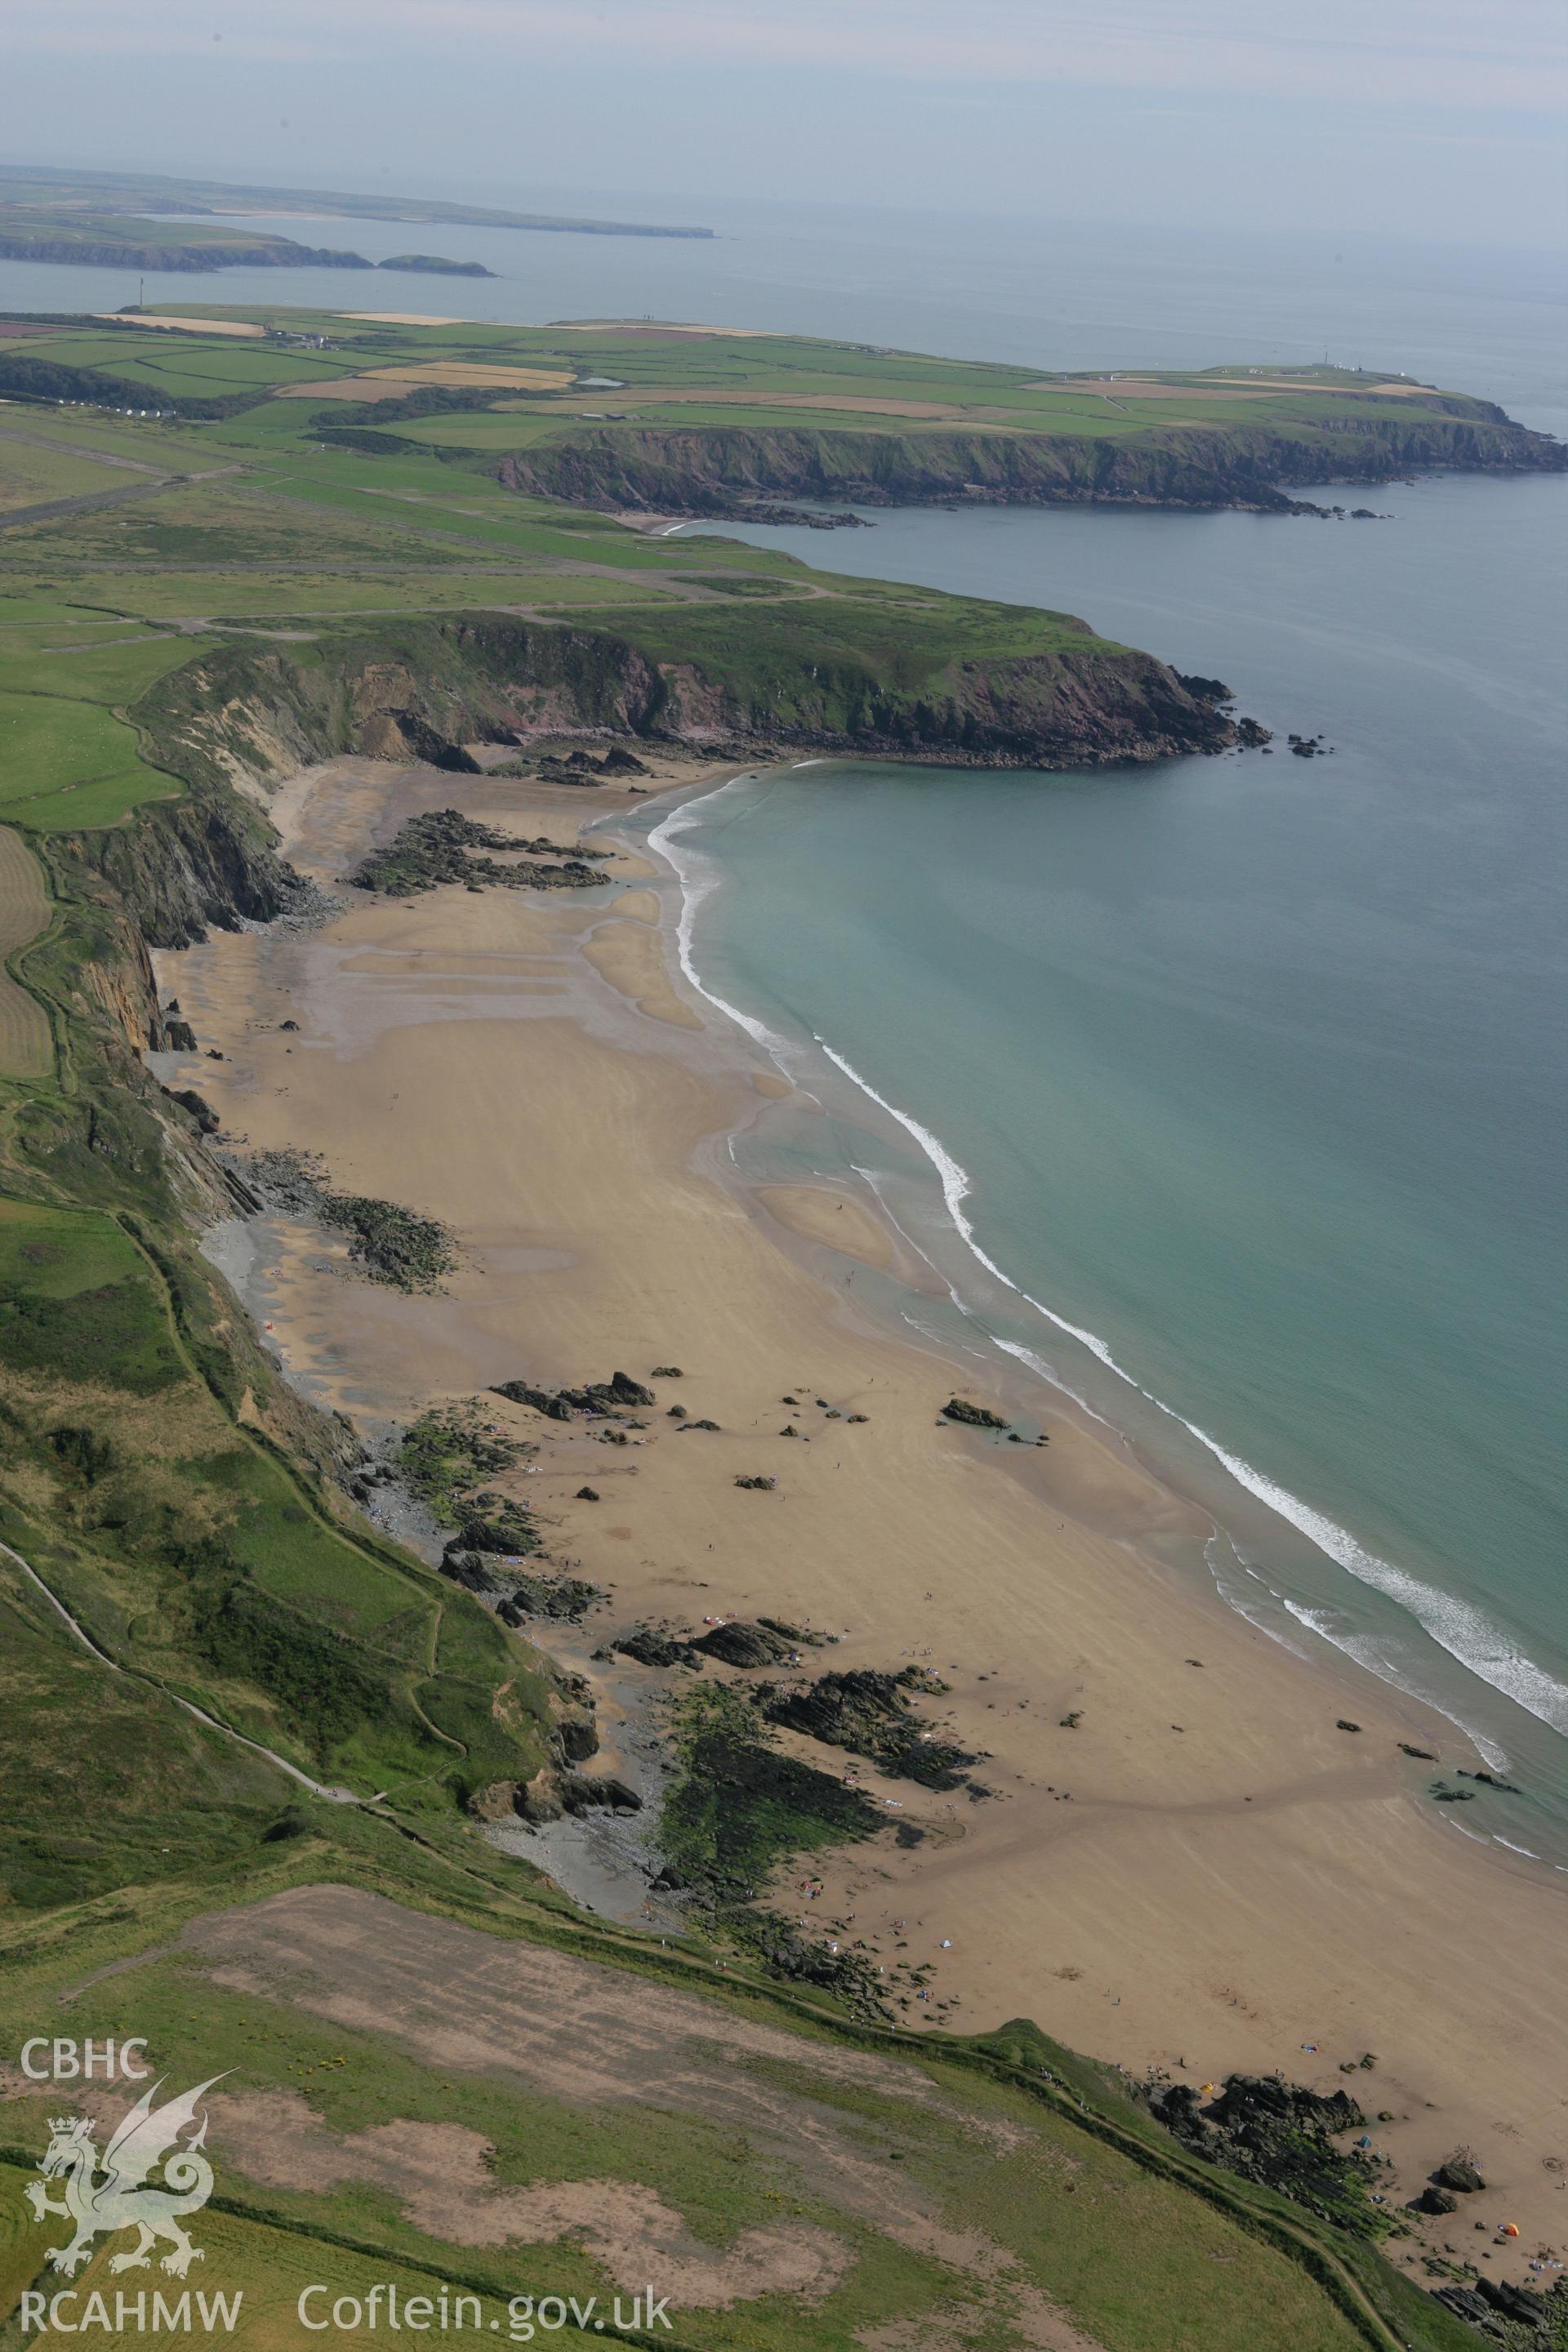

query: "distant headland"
left=0, top=163, right=714, bottom=275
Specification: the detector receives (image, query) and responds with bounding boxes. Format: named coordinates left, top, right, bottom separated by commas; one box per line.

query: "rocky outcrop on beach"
left=1143, top=2074, right=1392, bottom=2238
left=442, top=1552, right=601, bottom=1624
left=492, top=1369, right=656, bottom=1419
left=345, top=808, right=613, bottom=898
left=941, top=1396, right=1010, bottom=1429
left=525, top=746, right=651, bottom=784
left=762, top=1667, right=978, bottom=1791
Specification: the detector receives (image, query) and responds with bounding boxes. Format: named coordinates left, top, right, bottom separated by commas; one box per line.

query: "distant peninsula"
left=0, top=213, right=499, bottom=275
left=0, top=163, right=714, bottom=240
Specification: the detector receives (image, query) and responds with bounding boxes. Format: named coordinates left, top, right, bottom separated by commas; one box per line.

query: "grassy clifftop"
left=122, top=604, right=1241, bottom=797
left=0, top=306, right=1557, bottom=512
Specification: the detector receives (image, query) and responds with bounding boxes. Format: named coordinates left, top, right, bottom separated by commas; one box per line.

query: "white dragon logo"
left=24, top=2075, right=227, bottom=2278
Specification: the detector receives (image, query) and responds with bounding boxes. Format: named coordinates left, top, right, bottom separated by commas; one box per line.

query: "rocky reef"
left=346, top=808, right=614, bottom=897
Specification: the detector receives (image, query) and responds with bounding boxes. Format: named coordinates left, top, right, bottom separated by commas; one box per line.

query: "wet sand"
left=151, top=750, right=1568, bottom=2274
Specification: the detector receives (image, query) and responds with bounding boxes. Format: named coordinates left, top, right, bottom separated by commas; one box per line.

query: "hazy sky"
left=6, top=0, right=1566, bottom=248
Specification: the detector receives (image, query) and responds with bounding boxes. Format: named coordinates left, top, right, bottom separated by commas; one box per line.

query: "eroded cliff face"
left=70, top=786, right=309, bottom=951
left=122, top=615, right=1241, bottom=822
left=494, top=409, right=1566, bottom=518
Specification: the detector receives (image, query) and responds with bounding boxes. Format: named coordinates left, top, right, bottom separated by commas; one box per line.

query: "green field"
left=0, top=628, right=203, bottom=828
left=0, top=436, right=160, bottom=511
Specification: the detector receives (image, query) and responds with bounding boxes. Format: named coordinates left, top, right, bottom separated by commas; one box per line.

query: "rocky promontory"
left=496, top=406, right=1566, bottom=519
left=129, top=610, right=1262, bottom=787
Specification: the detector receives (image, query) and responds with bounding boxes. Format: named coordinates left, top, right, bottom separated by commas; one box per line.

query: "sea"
left=3, top=198, right=1564, bottom=1855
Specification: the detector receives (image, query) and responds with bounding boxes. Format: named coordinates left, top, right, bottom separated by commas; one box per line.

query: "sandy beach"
left=150, top=748, right=1567, bottom=2278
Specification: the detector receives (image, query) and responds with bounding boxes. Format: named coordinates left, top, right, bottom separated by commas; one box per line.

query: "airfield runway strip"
left=0, top=474, right=181, bottom=530
left=0, top=422, right=174, bottom=471
left=0, top=458, right=247, bottom=530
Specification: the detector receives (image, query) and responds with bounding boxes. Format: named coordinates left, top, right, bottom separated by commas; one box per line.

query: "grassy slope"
left=0, top=408, right=1218, bottom=804
left=0, top=1190, right=556, bottom=1818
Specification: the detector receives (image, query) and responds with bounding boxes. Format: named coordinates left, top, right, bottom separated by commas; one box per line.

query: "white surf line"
left=2, top=1537, right=366, bottom=1806
left=648, top=779, right=797, bottom=1060
left=651, top=778, right=1568, bottom=1773
left=810, top=1036, right=1568, bottom=1766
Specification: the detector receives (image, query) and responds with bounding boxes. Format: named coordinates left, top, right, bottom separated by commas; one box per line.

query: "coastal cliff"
left=126, top=612, right=1247, bottom=817
left=69, top=780, right=310, bottom=950
left=0, top=229, right=375, bottom=272
left=497, top=408, right=1567, bottom=517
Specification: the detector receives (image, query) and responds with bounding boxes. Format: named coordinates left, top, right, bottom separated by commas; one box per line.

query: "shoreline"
left=641, top=767, right=1560, bottom=1809
left=149, top=746, right=1566, bottom=2276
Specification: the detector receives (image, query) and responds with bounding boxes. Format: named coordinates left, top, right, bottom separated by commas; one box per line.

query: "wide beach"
left=153, top=750, right=1567, bottom=2273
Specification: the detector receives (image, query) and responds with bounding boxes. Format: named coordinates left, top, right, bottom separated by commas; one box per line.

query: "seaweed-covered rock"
left=693, top=1619, right=797, bottom=1667
left=452, top=1510, right=540, bottom=1557
left=1434, top=2154, right=1486, bottom=2193
left=1429, top=2286, right=1500, bottom=2338
left=1473, top=2278, right=1552, bottom=2328
left=764, top=1668, right=978, bottom=1790
left=1143, top=2074, right=1389, bottom=2237
left=616, top=1625, right=701, bottom=1668
left=1430, top=2276, right=1559, bottom=2349
left=941, top=1397, right=1009, bottom=1430
left=759, top=1616, right=822, bottom=1646
left=734, top=1474, right=777, bottom=1490
left=496, top=1575, right=603, bottom=1625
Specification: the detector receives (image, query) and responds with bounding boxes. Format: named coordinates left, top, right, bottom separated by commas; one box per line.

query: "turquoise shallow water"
left=661, top=467, right=1568, bottom=1854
